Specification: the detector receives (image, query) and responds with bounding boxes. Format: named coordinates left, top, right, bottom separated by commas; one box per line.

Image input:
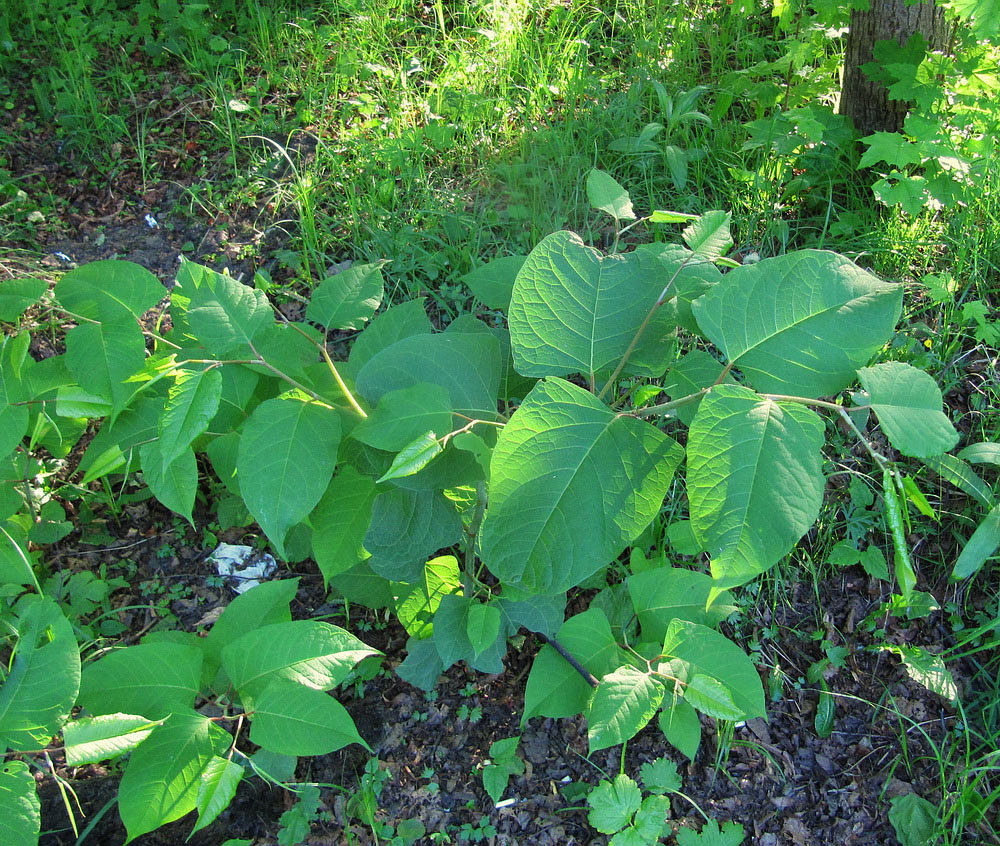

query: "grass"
left=3, top=0, right=1000, bottom=841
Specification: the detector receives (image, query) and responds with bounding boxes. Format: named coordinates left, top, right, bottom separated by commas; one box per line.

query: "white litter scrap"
left=209, top=543, right=277, bottom=594
left=144, top=213, right=159, bottom=228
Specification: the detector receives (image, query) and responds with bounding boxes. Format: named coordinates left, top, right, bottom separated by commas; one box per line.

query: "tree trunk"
left=839, top=0, right=949, bottom=135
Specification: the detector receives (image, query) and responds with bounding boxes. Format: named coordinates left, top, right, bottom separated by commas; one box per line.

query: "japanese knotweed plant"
left=0, top=169, right=959, bottom=772
left=0, top=580, right=379, bottom=843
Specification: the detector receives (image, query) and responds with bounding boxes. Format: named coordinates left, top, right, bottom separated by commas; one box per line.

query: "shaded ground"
left=3, top=76, right=987, bottom=846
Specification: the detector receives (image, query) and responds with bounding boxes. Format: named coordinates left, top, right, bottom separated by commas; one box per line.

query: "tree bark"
left=840, top=0, right=949, bottom=135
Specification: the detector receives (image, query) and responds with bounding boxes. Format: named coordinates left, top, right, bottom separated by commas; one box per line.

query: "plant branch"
left=532, top=631, right=599, bottom=688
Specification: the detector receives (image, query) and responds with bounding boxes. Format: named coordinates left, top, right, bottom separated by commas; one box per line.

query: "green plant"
left=0, top=580, right=379, bottom=842
left=0, top=168, right=967, bottom=840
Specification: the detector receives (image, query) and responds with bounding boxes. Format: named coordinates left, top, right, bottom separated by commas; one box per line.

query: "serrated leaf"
left=0, top=761, right=39, bottom=844
left=693, top=250, right=902, bottom=397
left=509, top=231, right=674, bottom=379
left=859, top=132, right=922, bottom=169
left=640, top=757, right=682, bottom=794
left=688, top=385, right=825, bottom=588
left=250, top=680, right=369, bottom=755
left=587, top=169, right=636, bottom=221
left=237, top=396, right=341, bottom=553
left=191, top=756, right=244, bottom=836
left=118, top=712, right=220, bottom=843
left=221, top=620, right=378, bottom=707
left=306, top=262, right=384, bottom=330
left=587, top=774, right=642, bottom=835
left=873, top=173, right=929, bottom=216
left=950, top=0, right=1000, bottom=38
left=523, top=608, right=621, bottom=723
left=661, top=620, right=765, bottom=720
left=588, top=666, right=664, bottom=752
left=462, top=255, right=526, bottom=311
left=0, top=597, right=80, bottom=752
left=79, top=642, right=202, bottom=720
left=676, top=818, right=745, bottom=846
left=631, top=794, right=671, bottom=841
left=139, top=441, right=197, bottom=524
left=858, top=362, right=958, bottom=458
left=158, top=366, right=222, bottom=468
left=177, top=261, right=274, bottom=356
left=658, top=697, right=702, bottom=761
left=54, top=260, right=164, bottom=320
left=376, top=431, right=443, bottom=483
left=63, top=714, right=160, bottom=765
left=311, top=468, right=377, bottom=585
left=481, top=378, right=681, bottom=595
left=682, top=211, right=733, bottom=260
left=351, top=383, right=453, bottom=452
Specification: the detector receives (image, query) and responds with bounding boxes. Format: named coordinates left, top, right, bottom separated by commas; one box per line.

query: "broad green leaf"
left=306, top=262, right=384, bottom=330
left=250, top=680, right=369, bottom=755
left=888, top=793, right=937, bottom=846
left=523, top=608, right=621, bottom=723
left=657, top=698, right=701, bottom=761
left=78, top=642, right=203, bottom=719
left=237, top=396, right=341, bottom=553
left=466, top=602, right=502, bottom=658
left=311, top=468, right=377, bottom=585
left=639, top=757, right=682, bottom=794
left=0, top=277, right=47, bottom=321
left=693, top=250, right=902, bottom=397
left=682, top=211, right=733, bottom=261
left=63, top=714, right=160, bottom=765
left=0, top=761, right=39, bottom=845
left=587, top=168, right=636, bottom=221
left=376, top=431, right=443, bottom=483
left=874, top=173, right=930, bottom=216
left=627, top=568, right=736, bottom=643
left=356, top=330, right=501, bottom=420
left=858, top=362, right=959, bottom=458
left=687, top=385, right=825, bottom=588
left=190, top=756, right=244, bottom=836
left=859, top=132, right=922, bottom=169
left=682, top=674, right=743, bottom=720
left=53, top=387, right=113, bottom=419
left=207, top=361, right=260, bottom=433
left=54, top=260, right=163, bottom=319
left=395, top=634, right=445, bottom=691
left=462, top=255, right=526, bottom=311
left=661, top=349, right=731, bottom=424
left=139, top=441, right=197, bottom=524
left=922, top=453, right=995, bottom=509
left=77, top=393, right=164, bottom=479
left=364, top=488, right=463, bottom=582
left=0, top=406, right=27, bottom=466
left=158, top=366, right=223, bottom=467
left=330, top=562, right=395, bottom=609
left=660, top=619, right=765, bottom=720
left=221, top=620, right=378, bottom=707
left=509, top=231, right=673, bottom=379
left=588, top=667, right=664, bottom=752
left=65, top=319, right=146, bottom=408
left=118, top=712, right=221, bottom=843
left=177, top=261, right=274, bottom=356
left=953, top=503, right=1000, bottom=581
left=392, top=555, right=461, bottom=638
left=201, top=579, right=297, bottom=689
left=481, top=378, right=682, bottom=595
left=431, top=594, right=506, bottom=673
left=631, top=795, right=671, bottom=842
left=958, top=442, right=1000, bottom=467
left=949, top=0, right=1000, bottom=38
left=0, top=597, right=80, bottom=751
left=587, top=774, right=642, bottom=835
left=496, top=593, right=566, bottom=639
left=881, top=645, right=958, bottom=704
left=347, top=297, right=433, bottom=371
left=350, top=383, right=453, bottom=452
